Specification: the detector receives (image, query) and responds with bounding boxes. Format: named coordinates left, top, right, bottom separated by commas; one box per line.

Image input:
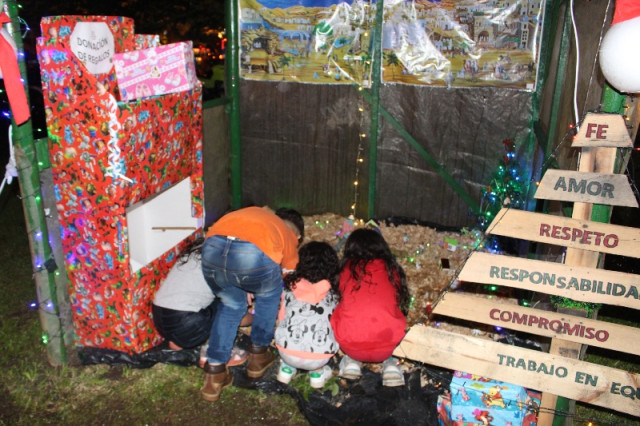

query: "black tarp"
left=239, top=81, right=534, bottom=228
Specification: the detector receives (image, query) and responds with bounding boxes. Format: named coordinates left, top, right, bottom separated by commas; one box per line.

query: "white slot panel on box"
left=126, top=177, right=201, bottom=272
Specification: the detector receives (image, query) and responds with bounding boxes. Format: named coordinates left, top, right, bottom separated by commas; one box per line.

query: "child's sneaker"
left=382, top=357, right=405, bottom=387
left=309, top=365, right=333, bottom=389
left=338, top=355, right=362, bottom=380
left=276, top=361, right=297, bottom=384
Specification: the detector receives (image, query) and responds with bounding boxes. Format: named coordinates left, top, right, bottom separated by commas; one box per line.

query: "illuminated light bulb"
left=358, top=107, right=364, bottom=112
left=354, top=181, right=358, bottom=186
left=357, top=158, right=363, bottom=163
left=360, top=133, right=366, bottom=138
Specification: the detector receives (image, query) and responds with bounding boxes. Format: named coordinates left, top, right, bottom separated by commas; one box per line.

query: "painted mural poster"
left=239, top=0, right=543, bottom=90
left=239, top=0, right=375, bottom=84
left=383, top=0, right=544, bottom=90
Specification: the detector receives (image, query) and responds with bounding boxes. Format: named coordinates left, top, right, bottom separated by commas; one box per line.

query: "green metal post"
left=367, top=0, right=384, bottom=219
left=6, top=0, right=66, bottom=365
left=226, top=0, right=243, bottom=209
left=591, top=84, right=628, bottom=223
left=542, top=2, right=573, bottom=175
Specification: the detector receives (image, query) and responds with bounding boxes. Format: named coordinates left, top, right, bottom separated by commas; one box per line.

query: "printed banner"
left=382, top=0, right=543, bottom=89
left=238, top=0, right=544, bottom=90
left=239, top=0, right=374, bottom=84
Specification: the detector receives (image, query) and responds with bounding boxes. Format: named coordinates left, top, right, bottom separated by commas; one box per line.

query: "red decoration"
left=37, top=16, right=204, bottom=353
left=0, top=12, right=30, bottom=124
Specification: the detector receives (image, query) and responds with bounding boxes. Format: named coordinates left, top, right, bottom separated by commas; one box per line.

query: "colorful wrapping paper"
left=438, top=387, right=540, bottom=426
left=441, top=371, right=540, bottom=426
left=37, top=16, right=204, bottom=354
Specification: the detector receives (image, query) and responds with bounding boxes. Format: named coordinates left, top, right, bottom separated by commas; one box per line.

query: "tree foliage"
left=21, top=0, right=225, bottom=45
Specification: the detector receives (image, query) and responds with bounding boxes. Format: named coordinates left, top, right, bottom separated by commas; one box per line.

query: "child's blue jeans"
left=202, top=235, right=283, bottom=364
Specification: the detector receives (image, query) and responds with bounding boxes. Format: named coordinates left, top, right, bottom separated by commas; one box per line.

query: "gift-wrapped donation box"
left=37, top=16, right=204, bottom=354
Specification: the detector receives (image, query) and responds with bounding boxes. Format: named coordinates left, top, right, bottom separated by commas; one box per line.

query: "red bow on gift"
left=0, top=11, right=30, bottom=125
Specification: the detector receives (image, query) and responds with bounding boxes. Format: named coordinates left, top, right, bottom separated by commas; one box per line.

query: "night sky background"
left=21, top=0, right=226, bottom=42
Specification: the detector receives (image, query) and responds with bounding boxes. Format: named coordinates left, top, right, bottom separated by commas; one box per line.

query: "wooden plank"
left=394, top=326, right=640, bottom=417
left=534, top=170, right=638, bottom=207
left=486, top=208, right=640, bottom=258
left=538, top=145, right=619, bottom=424
left=458, top=252, right=640, bottom=310
left=432, top=292, right=640, bottom=355
left=572, top=113, right=633, bottom=147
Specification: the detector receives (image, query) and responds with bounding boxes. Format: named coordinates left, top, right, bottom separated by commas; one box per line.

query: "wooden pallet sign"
left=534, top=169, right=638, bottom=207
left=459, top=252, right=640, bottom=310
left=486, top=208, right=640, bottom=258
left=571, top=112, right=633, bottom=148
left=432, top=292, right=640, bottom=355
left=394, top=112, right=639, bottom=423
left=394, top=326, right=640, bottom=417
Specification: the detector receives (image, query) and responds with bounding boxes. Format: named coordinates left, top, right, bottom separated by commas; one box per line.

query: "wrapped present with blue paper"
left=449, top=371, right=531, bottom=426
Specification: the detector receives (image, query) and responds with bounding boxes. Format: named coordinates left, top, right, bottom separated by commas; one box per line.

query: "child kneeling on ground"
left=330, top=228, right=411, bottom=387
left=275, top=241, right=340, bottom=388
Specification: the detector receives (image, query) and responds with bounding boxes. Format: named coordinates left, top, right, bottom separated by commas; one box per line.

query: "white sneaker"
left=276, top=362, right=297, bottom=384
left=382, top=357, right=405, bottom=387
left=338, top=355, right=362, bottom=380
left=309, top=365, right=333, bottom=389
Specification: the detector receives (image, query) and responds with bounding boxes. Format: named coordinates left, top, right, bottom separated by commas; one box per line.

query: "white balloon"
left=600, top=16, right=640, bottom=93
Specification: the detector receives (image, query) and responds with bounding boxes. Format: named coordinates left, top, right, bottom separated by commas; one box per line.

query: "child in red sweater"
left=330, top=228, right=410, bottom=387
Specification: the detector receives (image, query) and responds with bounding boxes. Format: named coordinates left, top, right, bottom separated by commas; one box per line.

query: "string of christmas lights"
left=350, top=94, right=366, bottom=216
left=2, top=2, right=68, bottom=359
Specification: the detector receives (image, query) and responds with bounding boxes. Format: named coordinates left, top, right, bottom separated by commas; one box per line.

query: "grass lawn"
left=1, top=181, right=639, bottom=425
left=0, top=184, right=309, bottom=425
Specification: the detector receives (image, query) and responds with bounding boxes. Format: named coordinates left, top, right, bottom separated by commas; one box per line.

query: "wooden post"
left=537, top=112, right=632, bottom=425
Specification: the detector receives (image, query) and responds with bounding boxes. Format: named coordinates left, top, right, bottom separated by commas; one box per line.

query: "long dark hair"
left=283, top=241, right=339, bottom=293
left=340, top=228, right=410, bottom=315
left=177, top=236, right=204, bottom=265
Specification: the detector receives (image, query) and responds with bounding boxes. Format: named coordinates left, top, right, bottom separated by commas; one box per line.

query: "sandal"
left=228, top=347, right=249, bottom=367
left=199, top=345, right=248, bottom=368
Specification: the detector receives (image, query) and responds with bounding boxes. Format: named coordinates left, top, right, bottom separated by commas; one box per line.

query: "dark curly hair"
left=177, top=236, right=204, bottom=265
left=275, top=207, right=305, bottom=242
left=340, top=228, right=411, bottom=315
left=283, top=241, right=339, bottom=293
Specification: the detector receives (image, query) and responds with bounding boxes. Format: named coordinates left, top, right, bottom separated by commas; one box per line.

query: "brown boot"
left=201, top=363, right=233, bottom=402
left=246, top=343, right=276, bottom=379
